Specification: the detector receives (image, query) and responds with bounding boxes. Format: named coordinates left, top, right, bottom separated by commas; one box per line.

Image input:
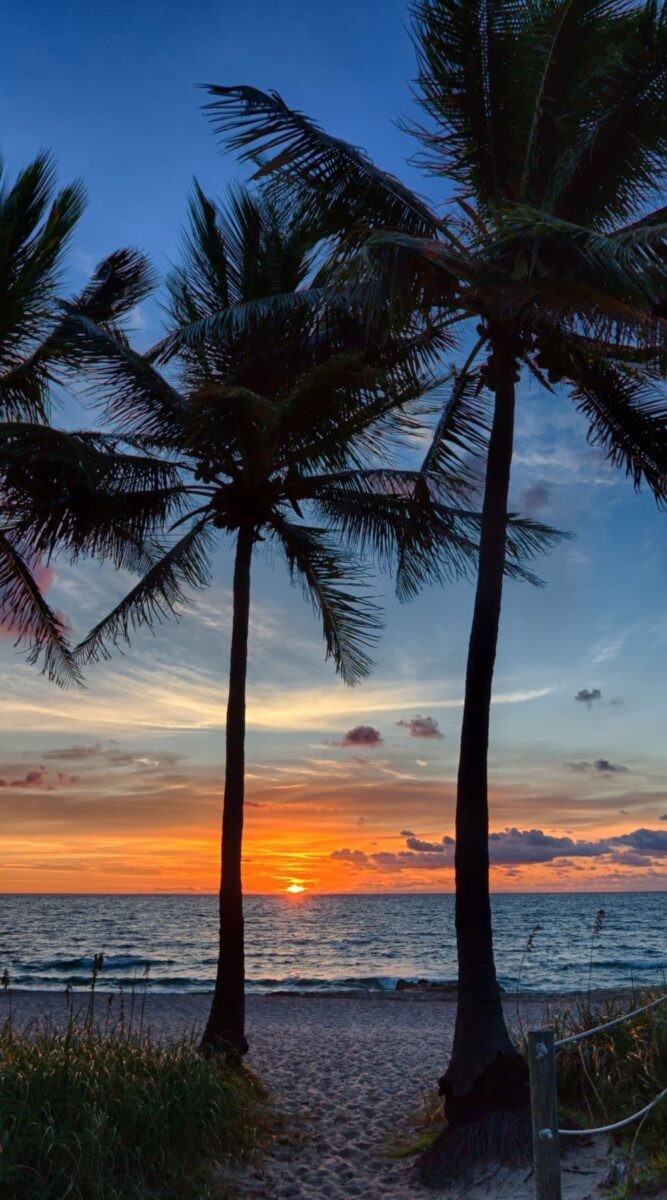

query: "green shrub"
left=0, top=1011, right=265, bottom=1200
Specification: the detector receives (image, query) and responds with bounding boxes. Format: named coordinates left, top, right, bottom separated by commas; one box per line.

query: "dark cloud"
left=661, top=814, right=667, bottom=821
left=396, top=715, right=444, bottom=739
left=610, top=828, right=667, bottom=855
left=330, top=848, right=369, bottom=864
left=487, top=827, right=605, bottom=864
left=332, top=726, right=383, bottom=748
left=406, top=835, right=455, bottom=852
left=595, top=759, right=628, bottom=774
left=331, top=826, right=667, bottom=873
left=575, top=688, right=602, bottom=708
left=565, top=759, right=629, bottom=774
left=520, top=484, right=550, bottom=516
left=0, top=768, right=47, bottom=789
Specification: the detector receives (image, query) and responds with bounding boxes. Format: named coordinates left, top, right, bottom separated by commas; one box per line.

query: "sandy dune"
left=6, top=990, right=662, bottom=1200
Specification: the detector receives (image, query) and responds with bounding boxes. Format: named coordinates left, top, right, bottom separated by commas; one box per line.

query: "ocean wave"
left=246, top=974, right=431, bottom=993
left=21, top=955, right=176, bottom=972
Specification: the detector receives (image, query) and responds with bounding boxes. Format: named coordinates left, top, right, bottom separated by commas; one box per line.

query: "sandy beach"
left=6, top=988, right=655, bottom=1200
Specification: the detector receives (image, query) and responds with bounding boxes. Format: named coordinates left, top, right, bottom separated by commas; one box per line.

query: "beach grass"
left=0, top=1007, right=266, bottom=1200
left=552, top=989, right=667, bottom=1198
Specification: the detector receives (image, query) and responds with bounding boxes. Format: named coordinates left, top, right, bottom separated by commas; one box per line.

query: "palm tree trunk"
left=440, top=331, right=529, bottom=1125
left=201, top=521, right=254, bottom=1057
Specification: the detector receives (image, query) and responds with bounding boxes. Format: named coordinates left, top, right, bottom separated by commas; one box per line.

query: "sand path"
left=7, top=991, right=652, bottom=1200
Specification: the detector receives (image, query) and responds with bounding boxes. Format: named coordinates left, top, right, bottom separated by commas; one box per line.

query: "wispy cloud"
left=0, top=665, right=552, bottom=734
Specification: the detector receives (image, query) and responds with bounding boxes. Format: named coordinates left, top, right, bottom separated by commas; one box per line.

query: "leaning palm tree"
left=69, top=182, right=550, bottom=1056
left=0, top=151, right=179, bottom=684
left=201, top=0, right=667, bottom=1150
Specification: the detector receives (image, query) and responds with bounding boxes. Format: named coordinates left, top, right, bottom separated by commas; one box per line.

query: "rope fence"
left=554, top=991, right=667, bottom=1048
left=528, top=993, right=667, bottom=1200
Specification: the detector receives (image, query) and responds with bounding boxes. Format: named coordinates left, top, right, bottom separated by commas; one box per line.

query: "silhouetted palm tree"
left=201, top=0, right=667, bottom=1146
left=0, top=152, right=178, bottom=684
left=69, top=182, right=549, bottom=1056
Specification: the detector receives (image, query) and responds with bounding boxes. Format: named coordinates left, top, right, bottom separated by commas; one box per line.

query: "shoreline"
left=1, top=983, right=642, bottom=1001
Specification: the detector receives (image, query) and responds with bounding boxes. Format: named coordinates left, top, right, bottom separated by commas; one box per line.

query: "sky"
left=1, top=0, right=666, bottom=894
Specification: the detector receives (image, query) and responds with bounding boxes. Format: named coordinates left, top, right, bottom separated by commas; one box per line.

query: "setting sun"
left=286, top=883, right=306, bottom=894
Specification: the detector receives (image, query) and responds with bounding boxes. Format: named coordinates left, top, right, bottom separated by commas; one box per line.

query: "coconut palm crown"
left=200, top=0, right=667, bottom=1149
left=0, top=152, right=182, bottom=686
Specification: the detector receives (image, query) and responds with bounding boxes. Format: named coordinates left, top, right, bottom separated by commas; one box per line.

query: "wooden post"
left=528, top=1030, right=562, bottom=1200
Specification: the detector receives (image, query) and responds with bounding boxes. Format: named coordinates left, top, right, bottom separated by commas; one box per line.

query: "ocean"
left=0, top=892, right=665, bottom=995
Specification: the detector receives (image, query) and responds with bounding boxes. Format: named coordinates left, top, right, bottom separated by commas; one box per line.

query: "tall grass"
left=553, top=990, right=667, bottom=1198
left=0, top=1001, right=266, bottom=1200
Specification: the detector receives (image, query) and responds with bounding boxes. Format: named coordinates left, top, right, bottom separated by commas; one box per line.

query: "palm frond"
left=0, top=152, right=87, bottom=421
left=307, top=470, right=479, bottom=600
left=270, top=516, right=381, bottom=684
left=569, top=356, right=667, bottom=503
left=0, top=531, right=82, bottom=687
left=547, top=0, right=667, bottom=225
left=411, top=0, right=534, bottom=206
left=75, top=518, right=214, bottom=664
left=152, top=285, right=330, bottom=363
left=493, top=205, right=667, bottom=298
left=202, top=84, right=443, bottom=242
left=302, top=469, right=565, bottom=599
left=0, top=422, right=187, bottom=568
left=69, top=317, right=188, bottom=444
left=418, top=344, right=489, bottom=496
left=63, top=247, right=157, bottom=329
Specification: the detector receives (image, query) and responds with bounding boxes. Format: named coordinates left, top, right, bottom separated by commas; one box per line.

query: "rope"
left=557, top=1085, right=667, bottom=1137
left=555, top=993, right=667, bottom=1047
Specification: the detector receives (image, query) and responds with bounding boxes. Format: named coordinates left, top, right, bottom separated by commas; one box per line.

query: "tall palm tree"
left=68, top=182, right=549, bottom=1056
left=200, top=0, right=667, bottom=1145
left=0, top=152, right=178, bottom=684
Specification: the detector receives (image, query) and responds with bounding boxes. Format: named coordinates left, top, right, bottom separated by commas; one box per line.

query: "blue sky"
left=1, top=0, right=666, bottom=892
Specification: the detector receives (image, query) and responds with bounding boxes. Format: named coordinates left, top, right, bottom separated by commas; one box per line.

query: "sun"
left=285, top=883, right=305, bottom=894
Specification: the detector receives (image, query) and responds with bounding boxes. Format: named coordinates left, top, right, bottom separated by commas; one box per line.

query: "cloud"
left=575, top=688, right=602, bottom=708
left=0, top=767, right=47, bottom=789
left=565, top=759, right=629, bottom=774
left=594, top=759, right=628, bottom=774
left=397, top=715, right=444, bottom=739
left=330, top=826, right=667, bottom=874
left=330, top=848, right=369, bottom=864
left=332, top=725, right=384, bottom=748
left=610, top=828, right=667, bottom=855
left=42, top=743, right=183, bottom=768
left=591, top=636, right=624, bottom=665
left=519, top=484, right=550, bottom=515
left=405, top=835, right=453, bottom=854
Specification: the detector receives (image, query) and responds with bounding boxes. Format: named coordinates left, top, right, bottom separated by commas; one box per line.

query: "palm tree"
left=68, top=182, right=549, bottom=1056
left=0, top=151, right=179, bottom=684
left=200, top=0, right=667, bottom=1146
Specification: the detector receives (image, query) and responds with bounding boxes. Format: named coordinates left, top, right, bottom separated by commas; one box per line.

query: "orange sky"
left=2, top=747, right=665, bottom=893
